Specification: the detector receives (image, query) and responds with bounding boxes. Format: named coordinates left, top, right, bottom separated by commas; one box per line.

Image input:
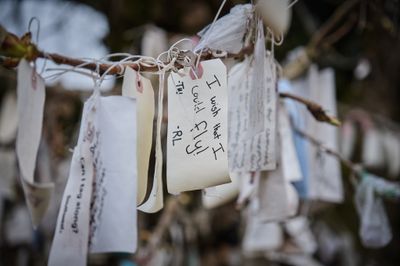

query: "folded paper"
left=16, top=59, right=54, bottom=227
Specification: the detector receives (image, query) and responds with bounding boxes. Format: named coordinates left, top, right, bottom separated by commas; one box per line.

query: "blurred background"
left=0, top=0, right=400, bottom=265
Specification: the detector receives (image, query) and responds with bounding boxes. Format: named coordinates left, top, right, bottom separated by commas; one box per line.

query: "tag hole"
left=190, top=63, right=204, bottom=80
left=136, top=73, right=143, bottom=93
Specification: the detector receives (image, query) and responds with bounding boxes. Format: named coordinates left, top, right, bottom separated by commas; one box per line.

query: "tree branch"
left=293, top=126, right=360, bottom=177
left=280, top=92, right=341, bottom=126
left=0, top=31, right=340, bottom=127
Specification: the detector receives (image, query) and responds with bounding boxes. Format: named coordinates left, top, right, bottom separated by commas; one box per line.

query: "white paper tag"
left=89, top=96, right=137, bottom=253
left=167, top=59, right=230, bottom=193
left=279, top=104, right=302, bottom=182
left=306, top=67, right=343, bottom=203
left=49, top=94, right=138, bottom=265
left=138, top=72, right=165, bottom=213
left=256, top=0, right=292, bottom=36
left=251, top=154, right=296, bottom=222
left=340, top=120, right=356, bottom=160
left=243, top=218, right=283, bottom=254
left=284, top=217, right=317, bottom=254
left=16, top=59, right=54, bottom=227
left=253, top=170, right=289, bottom=222
left=202, top=172, right=239, bottom=209
left=383, top=131, right=400, bottom=177
left=248, top=19, right=266, bottom=136
left=122, top=67, right=155, bottom=205
left=228, top=56, right=277, bottom=172
left=0, top=91, right=18, bottom=143
left=49, top=93, right=98, bottom=266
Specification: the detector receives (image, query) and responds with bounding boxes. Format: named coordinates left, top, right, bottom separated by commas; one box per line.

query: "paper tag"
left=167, top=59, right=230, bottom=193
left=284, top=217, right=317, bottom=254
left=202, top=172, right=239, bottom=209
left=248, top=19, right=266, bottom=136
left=383, top=131, right=400, bottom=177
left=340, top=120, right=356, bottom=160
left=355, top=174, right=392, bottom=247
left=89, top=96, right=137, bottom=253
left=256, top=0, right=292, bottom=36
left=0, top=91, right=18, bottom=143
left=279, top=104, right=302, bottom=182
left=306, top=67, right=343, bottom=203
left=16, top=59, right=54, bottom=227
left=243, top=218, right=283, bottom=254
left=49, top=94, right=138, bottom=265
left=122, top=67, right=155, bottom=205
left=228, top=56, right=277, bottom=172
left=253, top=170, right=290, bottom=222
left=138, top=72, right=165, bottom=213
left=280, top=78, right=310, bottom=198
left=252, top=154, right=296, bottom=222
left=49, top=94, right=97, bottom=266
left=195, top=4, right=252, bottom=54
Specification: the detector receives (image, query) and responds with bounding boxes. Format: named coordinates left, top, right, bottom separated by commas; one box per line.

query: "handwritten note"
left=248, top=18, right=266, bottom=136
left=16, top=59, right=54, bottom=227
left=228, top=55, right=277, bottom=172
left=89, top=96, right=137, bottom=253
left=167, top=59, right=230, bottom=194
left=48, top=93, right=97, bottom=266
left=49, top=93, right=138, bottom=265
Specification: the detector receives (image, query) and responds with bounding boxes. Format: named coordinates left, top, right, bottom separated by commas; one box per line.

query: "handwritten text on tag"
left=167, top=59, right=230, bottom=194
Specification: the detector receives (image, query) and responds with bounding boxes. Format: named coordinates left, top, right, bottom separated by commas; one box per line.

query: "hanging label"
left=251, top=140, right=297, bottom=223
left=228, top=56, right=277, bottom=172
left=49, top=94, right=138, bottom=265
left=243, top=218, right=283, bottom=254
left=122, top=66, right=154, bottom=205
left=138, top=72, right=165, bottom=213
left=48, top=93, right=98, bottom=266
left=89, top=96, right=137, bottom=253
left=306, top=66, right=343, bottom=203
left=202, top=173, right=239, bottom=209
left=279, top=104, right=302, bottom=182
left=248, top=18, right=266, bottom=135
left=16, top=59, right=54, bottom=227
left=167, top=59, right=230, bottom=194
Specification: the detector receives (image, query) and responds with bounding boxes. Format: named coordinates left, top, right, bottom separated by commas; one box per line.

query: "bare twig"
left=280, top=92, right=341, bottom=126
left=293, top=126, right=361, bottom=177
left=310, top=0, right=360, bottom=48
left=0, top=29, right=253, bottom=75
